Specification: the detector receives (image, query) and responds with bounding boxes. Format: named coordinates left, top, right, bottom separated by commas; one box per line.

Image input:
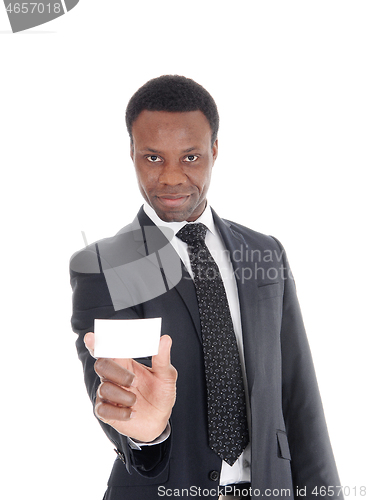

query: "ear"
left=212, top=139, right=218, bottom=163
left=130, top=142, right=134, bottom=161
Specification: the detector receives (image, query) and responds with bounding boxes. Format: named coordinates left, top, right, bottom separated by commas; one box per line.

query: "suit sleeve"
left=274, top=238, right=343, bottom=499
left=70, top=245, right=171, bottom=478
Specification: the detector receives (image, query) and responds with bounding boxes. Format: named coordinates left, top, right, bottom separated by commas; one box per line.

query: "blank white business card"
left=94, top=318, right=162, bottom=358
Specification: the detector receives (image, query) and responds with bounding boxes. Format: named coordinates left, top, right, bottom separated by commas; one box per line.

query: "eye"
left=184, top=155, right=199, bottom=162
left=146, top=155, right=162, bottom=163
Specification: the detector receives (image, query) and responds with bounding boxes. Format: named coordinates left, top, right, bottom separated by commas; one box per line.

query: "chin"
left=159, top=211, right=187, bottom=223
left=151, top=198, right=203, bottom=223
left=154, top=207, right=188, bottom=223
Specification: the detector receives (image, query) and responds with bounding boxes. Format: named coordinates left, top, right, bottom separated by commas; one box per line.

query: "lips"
left=157, top=195, right=190, bottom=208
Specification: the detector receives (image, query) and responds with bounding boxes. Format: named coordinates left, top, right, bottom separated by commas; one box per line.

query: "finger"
left=95, top=398, right=134, bottom=422
left=84, top=332, right=95, bottom=357
left=98, top=381, right=136, bottom=407
left=95, top=358, right=135, bottom=388
left=151, top=335, right=173, bottom=375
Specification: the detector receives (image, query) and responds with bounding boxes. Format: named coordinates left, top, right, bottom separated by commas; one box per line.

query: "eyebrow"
left=139, top=146, right=199, bottom=154
left=143, top=148, right=161, bottom=154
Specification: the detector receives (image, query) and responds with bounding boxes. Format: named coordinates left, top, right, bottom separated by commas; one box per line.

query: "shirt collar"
left=143, top=202, right=216, bottom=237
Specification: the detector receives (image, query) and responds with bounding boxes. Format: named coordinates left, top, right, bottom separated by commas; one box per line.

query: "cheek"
left=136, top=166, right=154, bottom=190
left=196, top=169, right=212, bottom=193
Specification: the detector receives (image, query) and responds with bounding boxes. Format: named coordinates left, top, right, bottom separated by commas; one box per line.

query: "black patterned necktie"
left=176, top=223, right=249, bottom=466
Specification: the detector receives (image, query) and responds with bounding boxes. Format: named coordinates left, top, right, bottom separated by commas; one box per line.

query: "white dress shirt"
left=135, top=202, right=251, bottom=485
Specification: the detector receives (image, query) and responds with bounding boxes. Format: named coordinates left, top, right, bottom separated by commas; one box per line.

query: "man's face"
left=130, top=110, right=218, bottom=222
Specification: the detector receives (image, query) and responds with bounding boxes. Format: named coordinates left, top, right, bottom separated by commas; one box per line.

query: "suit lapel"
left=174, top=264, right=202, bottom=341
left=137, top=207, right=203, bottom=342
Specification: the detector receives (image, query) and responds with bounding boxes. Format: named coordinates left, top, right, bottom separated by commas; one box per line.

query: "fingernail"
left=131, top=377, right=138, bottom=388
left=130, top=410, right=136, bottom=419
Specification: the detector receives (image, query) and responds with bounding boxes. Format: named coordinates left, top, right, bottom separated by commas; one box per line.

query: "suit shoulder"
left=223, top=218, right=282, bottom=251
left=69, top=222, right=135, bottom=274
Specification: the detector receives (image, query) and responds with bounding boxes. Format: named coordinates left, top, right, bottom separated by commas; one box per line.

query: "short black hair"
left=126, top=75, right=219, bottom=146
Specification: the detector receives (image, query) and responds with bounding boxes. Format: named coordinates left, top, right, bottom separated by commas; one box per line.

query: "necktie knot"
left=176, top=223, right=207, bottom=246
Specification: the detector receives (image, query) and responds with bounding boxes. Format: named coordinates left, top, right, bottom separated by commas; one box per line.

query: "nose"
left=158, top=161, right=187, bottom=186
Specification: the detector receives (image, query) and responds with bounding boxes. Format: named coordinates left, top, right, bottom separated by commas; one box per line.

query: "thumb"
left=151, top=335, right=173, bottom=375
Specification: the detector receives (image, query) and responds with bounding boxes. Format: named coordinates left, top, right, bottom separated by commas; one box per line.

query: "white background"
left=1, top=1, right=367, bottom=498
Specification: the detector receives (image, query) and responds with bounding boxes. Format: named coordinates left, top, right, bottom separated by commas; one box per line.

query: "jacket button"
left=209, top=470, right=220, bottom=481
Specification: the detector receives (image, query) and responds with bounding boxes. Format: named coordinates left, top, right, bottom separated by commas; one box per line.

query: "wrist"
left=128, top=422, right=171, bottom=449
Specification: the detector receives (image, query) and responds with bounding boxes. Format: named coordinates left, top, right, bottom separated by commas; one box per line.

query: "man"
left=70, top=75, right=342, bottom=499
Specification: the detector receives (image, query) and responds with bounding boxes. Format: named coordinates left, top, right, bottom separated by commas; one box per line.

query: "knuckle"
left=94, top=401, right=106, bottom=422
left=96, top=401, right=132, bottom=422
left=116, top=407, right=132, bottom=421
left=94, top=357, right=109, bottom=375
left=94, top=359, right=134, bottom=388
left=100, top=381, right=136, bottom=406
left=96, top=403, right=110, bottom=420
left=121, top=371, right=134, bottom=387
left=99, top=381, right=116, bottom=401
left=126, top=391, right=137, bottom=406
left=98, top=382, right=109, bottom=400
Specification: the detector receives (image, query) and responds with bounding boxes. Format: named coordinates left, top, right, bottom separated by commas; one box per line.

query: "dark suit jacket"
left=70, top=207, right=342, bottom=500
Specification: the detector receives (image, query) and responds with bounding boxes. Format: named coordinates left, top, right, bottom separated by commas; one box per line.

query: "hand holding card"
left=84, top=328, right=177, bottom=443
